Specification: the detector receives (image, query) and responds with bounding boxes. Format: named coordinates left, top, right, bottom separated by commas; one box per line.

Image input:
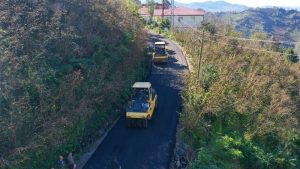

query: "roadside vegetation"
left=173, top=24, right=300, bottom=169
left=0, top=0, right=149, bottom=168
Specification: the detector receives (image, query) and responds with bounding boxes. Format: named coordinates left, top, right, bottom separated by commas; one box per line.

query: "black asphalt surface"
left=83, top=32, right=188, bottom=169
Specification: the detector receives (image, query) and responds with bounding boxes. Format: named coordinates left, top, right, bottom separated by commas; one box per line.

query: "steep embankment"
left=172, top=25, right=300, bottom=169
left=0, top=0, right=148, bottom=168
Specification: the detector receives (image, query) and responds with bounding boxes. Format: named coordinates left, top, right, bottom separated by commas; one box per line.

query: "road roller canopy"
left=132, top=82, right=151, bottom=89
left=154, top=41, right=165, bottom=45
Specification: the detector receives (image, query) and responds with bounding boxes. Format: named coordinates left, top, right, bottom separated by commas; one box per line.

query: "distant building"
left=139, top=5, right=205, bottom=28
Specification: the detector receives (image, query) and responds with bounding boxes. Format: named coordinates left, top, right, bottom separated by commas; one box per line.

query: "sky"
left=140, top=0, right=300, bottom=8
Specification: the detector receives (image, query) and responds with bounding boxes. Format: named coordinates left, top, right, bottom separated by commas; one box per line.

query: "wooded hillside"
left=174, top=24, right=300, bottom=168
left=209, top=8, right=300, bottom=42
left=0, top=0, right=148, bottom=168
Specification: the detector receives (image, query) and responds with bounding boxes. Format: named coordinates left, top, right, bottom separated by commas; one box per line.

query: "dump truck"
left=126, top=82, right=158, bottom=128
left=152, top=41, right=168, bottom=63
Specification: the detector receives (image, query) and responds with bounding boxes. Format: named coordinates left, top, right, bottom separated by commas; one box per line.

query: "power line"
left=204, top=36, right=295, bottom=57
left=175, top=23, right=300, bottom=93
left=177, top=21, right=299, bottom=58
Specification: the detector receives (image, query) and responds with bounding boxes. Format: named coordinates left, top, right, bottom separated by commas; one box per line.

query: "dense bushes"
left=174, top=25, right=300, bottom=169
left=0, top=0, right=148, bottom=168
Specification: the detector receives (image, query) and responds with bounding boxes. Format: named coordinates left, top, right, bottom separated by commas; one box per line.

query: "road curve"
left=83, top=32, right=188, bottom=169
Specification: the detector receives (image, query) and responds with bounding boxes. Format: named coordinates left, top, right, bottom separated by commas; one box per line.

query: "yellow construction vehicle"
left=126, top=82, right=158, bottom=128
left=152, top=41, right=168, bottom=63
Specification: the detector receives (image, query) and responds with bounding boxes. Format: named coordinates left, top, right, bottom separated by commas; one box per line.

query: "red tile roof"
left=166, top=7, right=205, bottom=16
left=139, top=6, right=205, bottom=16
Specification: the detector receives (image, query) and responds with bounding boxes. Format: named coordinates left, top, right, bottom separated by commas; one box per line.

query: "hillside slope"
left=0, top=0, right=148, bottom=168
left=172, top=24, right=300, bottom=169
left=210, top=8, right=300, bottom=42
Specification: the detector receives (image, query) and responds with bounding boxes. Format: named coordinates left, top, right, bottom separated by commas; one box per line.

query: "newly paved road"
left=83, top=33, right=188, bottom=169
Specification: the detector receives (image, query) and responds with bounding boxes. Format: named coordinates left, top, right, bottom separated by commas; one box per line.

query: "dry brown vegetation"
left=174, top=24, right=300, bottom=169
left=0, top=0, right=148, bottom=168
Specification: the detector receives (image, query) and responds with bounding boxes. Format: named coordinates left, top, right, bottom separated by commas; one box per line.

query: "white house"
left=139, top=6, right=205, bottom=28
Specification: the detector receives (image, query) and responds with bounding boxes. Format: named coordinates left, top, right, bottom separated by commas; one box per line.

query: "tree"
left=134, top=0, right=141, bottom=5
left=159, top=18, right=170, bottom=30
left=285, top=47, right=298, bottom=63
left=202, top=22, right=217, bottom=35
left=146, top=0, right=155, bottom=23
left=162, top=0, right=171, bottom=8
left=161, top=0, right=171, bottom=19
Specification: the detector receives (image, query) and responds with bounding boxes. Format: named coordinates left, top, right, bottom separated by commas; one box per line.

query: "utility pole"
left=171, top=0, right=174, bottom=30
left=197, top=15, right=205, bottom=78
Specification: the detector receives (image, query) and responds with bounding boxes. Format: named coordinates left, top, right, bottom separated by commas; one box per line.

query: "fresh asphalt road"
left=83, top=33, right=188, bottom=169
